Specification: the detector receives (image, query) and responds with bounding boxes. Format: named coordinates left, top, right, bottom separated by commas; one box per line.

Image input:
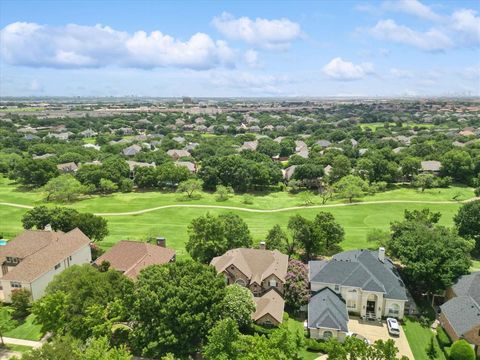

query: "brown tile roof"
left=253, top=289, right=285, bottom=324
left=210, top=248, right=288, bottom=285
left=94, top=240, right=175, bottom=279
left=1, top=228, right=91, bottom=282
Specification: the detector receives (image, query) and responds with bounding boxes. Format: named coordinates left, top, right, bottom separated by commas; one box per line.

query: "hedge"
left=436, top=326, right=452, bottom=349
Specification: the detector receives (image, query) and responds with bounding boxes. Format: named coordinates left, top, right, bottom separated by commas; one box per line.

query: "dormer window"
left=6, top=257, right=12, bottom=263
left=12, top=258, right=18, bottom=264
left=269, top=279, right=277, bottom=287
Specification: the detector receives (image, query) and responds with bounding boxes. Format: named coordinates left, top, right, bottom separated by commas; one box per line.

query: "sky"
left=0, top=0, right=479, bottom=98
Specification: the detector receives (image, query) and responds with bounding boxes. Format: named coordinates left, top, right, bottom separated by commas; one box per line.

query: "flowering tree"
left=284, top=260, right=309, bottom=312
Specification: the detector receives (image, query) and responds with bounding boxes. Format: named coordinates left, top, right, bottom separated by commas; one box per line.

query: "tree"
left=33, top=265, right=133, bottom=340
left=131, top=261, right=226, bottom=358
left=177, top=178, right=203, bottom=198
left=215, top=185, right=234, bottom=201
left=99, top=178, right=118, bottom=194
left=388, top=210, right=474, bottom=295
left=454, top=200, right=480, bottom=255
left=42, top=174, right=86, bottom=202
left=12, top=336, right=131, bottom=360
left=203, top=318, right=241, bottom=360
left=366, top=228, right=390, bottom=249
left=133, top=166, right=158, bottom=188
left=333, top=175, right=369, bottom=202
left=329, top=155, right=351, bottom=182
left=313, top=212, right=344, bottom=254
left=299, top=190, right=314, bottom=205
left=413, top=173, right=435, bottom=192
left=221, top=284, right=256, bottom=329
left=441, top=149, right=473, bottom=183
left=319, top=183, right=334, bottom=204
left=256, top=138, right=280, bottom=158
left=449, top=339, right=475, bottom=360
left=11, top=289, right=31, bottom=320
left=186, top=213, right=252, bottom=263
left=265, top=225, right=288, bottom=252
left=324, top=337, right=408, bottom=360
left=284, top=260, right=309, bottom=311
left=400, top=156, right=421, bottom=181
left=12, top=158, right=59, bottom=187
left=288, top=215, right=316, bottom=260
left=21, top=205, right=52, bottom=230
left=279, top=138, right=295, bottom=157
left=76, top=213, right=109, bottom=242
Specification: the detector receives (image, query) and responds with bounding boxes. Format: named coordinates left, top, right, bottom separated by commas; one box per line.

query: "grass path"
left=1, top=198, right=477, bottom=216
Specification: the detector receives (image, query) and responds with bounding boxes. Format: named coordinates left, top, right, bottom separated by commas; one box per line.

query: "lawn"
left=286, top=316, right=322, bottom=360
left=402, top=318, right=446, bottom=360
left=4, top=314, right=43, bottom=341
left=0, top=176, right=472, bottom=256
left=472, top=260, right=480, bottom=272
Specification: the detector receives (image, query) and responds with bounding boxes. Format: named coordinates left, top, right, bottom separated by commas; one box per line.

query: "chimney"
left=259, top=241, right=266, bottom=250
left=156, top=237, right=166, bottom=248
left=378, top=247, right=385, bottom=263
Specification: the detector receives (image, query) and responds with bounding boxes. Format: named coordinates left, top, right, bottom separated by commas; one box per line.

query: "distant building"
left=420, top=160, right=442, bottom=174
left=167, top=149, right=191, bottom=160
left=57, top=162, right=78, bottom=173
left=123, top=144, right=142, bottom=156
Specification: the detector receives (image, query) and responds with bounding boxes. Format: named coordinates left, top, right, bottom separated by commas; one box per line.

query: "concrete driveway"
left=348, top=318, right=414, bottom=359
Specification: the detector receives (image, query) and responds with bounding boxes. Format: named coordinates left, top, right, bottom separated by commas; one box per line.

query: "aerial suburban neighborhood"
left=0, top=0, right=479, bottom=359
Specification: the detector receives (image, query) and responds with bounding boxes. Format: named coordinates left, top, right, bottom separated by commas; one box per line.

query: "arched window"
left=235, top=278, right=246, bottom=286
left=323, top=331, right=333, bottom=340
left=269, top=279, right=277, bottom=287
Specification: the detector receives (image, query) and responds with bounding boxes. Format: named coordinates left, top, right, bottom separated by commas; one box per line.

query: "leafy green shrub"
left=474, top=187, right=480, bottom=197
left=306, top=338, right=326, bottom=352
left=436, top=326, right=451, bottom=349
left=11, top=288, right=31, bottom=320
left=251, top=323, right=275, bottom=335
left=450, top=339, right=475, bottom=360
left=242, top=194, right=254, bottom=204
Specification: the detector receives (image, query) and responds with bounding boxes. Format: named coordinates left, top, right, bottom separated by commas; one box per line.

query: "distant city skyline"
left=1, top=0, right=479, bottom=97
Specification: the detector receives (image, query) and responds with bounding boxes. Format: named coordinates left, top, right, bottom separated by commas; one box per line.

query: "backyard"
left=402, top=317, right=446, bottom=360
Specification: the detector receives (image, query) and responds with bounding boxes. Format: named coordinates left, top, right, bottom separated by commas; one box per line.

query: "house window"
left=235, top=278, right=246, bottom=286
left=323, top=331, right=333, bottom=340
left=269, top=279, right=277, bottom=287
left=69, top=256, right=72, bottom=261
left=388, top=304, right=400, bottom=316
left=334, top=285, right=340, bottom=292
left=54, top=263, right=61, bottom=270
left=10, top=282, right=21, bottom=289
left=12, top=258, right=18, bottom=264
left=6, top=257, right=12, bottom=263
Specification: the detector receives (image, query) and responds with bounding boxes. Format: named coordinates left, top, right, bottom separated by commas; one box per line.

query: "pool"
left=0, top=240, right=7, bottom=246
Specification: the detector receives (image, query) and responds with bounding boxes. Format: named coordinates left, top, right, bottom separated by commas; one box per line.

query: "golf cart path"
left=1, top=336, right=42, bottom=348
left=1, top=197, right=478, bottom=216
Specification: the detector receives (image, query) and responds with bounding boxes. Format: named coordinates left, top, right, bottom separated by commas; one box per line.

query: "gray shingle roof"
left=308, top=287, right=348, bottom=332
left=440, top=296, right=480, bottom=337
left=451, top=272, right=480, bottom=304
left=309, top=250, right=408, bottom=300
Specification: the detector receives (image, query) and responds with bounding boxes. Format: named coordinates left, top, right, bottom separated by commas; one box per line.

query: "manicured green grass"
left=286, top=316, right=322, bottom=360
left=0, top=176, right=470, bottom=256
left=4, top=314, right=43, bottom=341
left=472, top=260, right=480, bottom=272
left=403, top=318, right=446, bottom=360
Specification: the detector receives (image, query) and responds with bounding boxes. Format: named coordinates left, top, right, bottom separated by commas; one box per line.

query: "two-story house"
left=308, top=248, right=408, bottom=341
left=210, top=247, right=288, bottom=326
left=440, top=272, right=480, bottom=356
left=0, top=228, right=92, bottom=302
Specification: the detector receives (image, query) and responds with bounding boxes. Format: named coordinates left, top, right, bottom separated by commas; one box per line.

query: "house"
left=57, top=162, right=78, bottom=173
left=94, top=239, right=175, bottom=279
left=123, top=144, right=142, bottom=156
left=83, top=143, right=101, bottom=151
left=79, top=129, right=98, bottom=137
left=210, top=248, right=288, bottom=296
left=175, top=161, right=196, bottom=173
left=167, top=149, right=191, bottom=160
left=126, top=161, right=155, bottom=178
left=440, top=272, right=480, bottom=356
left=421, top=160, right=442, bottom=174
left=283, top=165, right=297, bottom=181
left=253, top=288, right=285, bottom=326
left=309, top=248, right=408, bottom=323
left=308, top=287, right=349, bottom=341
left=240, top=141, right=258, bottom=152
left=316, top=140, right=332, bottom=148
left=33, top=153, right=55, bottom=160
left=0, top=228, right=92, bottom=302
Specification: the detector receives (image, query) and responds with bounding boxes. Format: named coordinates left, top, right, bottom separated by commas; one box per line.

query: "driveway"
left=348, top=318, right=414, bottom=359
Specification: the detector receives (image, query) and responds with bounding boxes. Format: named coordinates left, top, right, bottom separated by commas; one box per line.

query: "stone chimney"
left=378, top=247, right=385, bottom=263
left=156, top=237, right=166, bottom=248
left=259, top=241, right=266, bottom=250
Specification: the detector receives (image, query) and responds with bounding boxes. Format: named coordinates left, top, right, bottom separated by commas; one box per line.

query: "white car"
left=386, top=317, right=400, bottom=336
left=346, top=332, right=371, bottom=345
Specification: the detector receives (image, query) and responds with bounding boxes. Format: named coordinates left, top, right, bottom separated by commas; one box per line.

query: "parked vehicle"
left=386, top=317, right=400, bottom=336
left=346, top=332, right=371, bottom=345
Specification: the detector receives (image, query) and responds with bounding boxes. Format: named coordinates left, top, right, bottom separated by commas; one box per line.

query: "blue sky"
left=1, top=0, right=479, bottom=97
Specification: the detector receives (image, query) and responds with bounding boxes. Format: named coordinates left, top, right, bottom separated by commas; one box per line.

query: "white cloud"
left=450, top=9, right=480, bottom=46
left=390, top=68, right=414, bottom=78
left=244, top=49, right=260, bottom=67
left=212, top=12, right=301, bottom=49
left=0, top=22, right=236, bottom=69
left=381, top=0, right=441, bottom=21
left=322, top=57, right=374, bottom=80
left=369, top=19, right=453, bottom=51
